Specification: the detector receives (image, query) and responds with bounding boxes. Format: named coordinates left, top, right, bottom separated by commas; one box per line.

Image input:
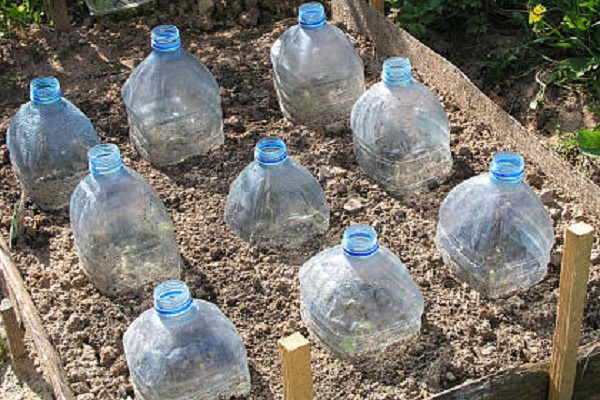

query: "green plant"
left=387, top=0, right=525, bottom=37
left=552, top=129, right=581, bottom=161
left=577, top=126, right=600, bottom=157
left=0, top=0, right=45, bottom=35
left=528, top=0, right=600, bottom=100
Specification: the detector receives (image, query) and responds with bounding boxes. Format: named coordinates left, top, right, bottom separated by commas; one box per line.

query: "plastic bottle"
left=299, top=225, right=424, bottom=357
left=123, top=280, right=251, bottom=400
left=7, top=77, right=100, bottom=210
left=436, top=152, right=554, bottom=297
left=271, top=2, right=365, bottom=127
left=122, top=25, right=224, bottom=167
left=351, top=57, right=452, bottom=195
left=225, top=137, right=330, bottom=248
left=84, top=0, right=154, bottom=15
left=70, top=144, right=180, bottom=296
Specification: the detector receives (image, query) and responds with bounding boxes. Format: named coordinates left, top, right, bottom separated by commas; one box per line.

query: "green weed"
left=0, top=0, right=44, bottom=35
left=387, top=0, right=525, bottom=38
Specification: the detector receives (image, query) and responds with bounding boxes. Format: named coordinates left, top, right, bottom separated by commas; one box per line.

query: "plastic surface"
left=299, top=225, right=424, bottom=357
left=351, top=58, right=452, bottom=195
left=271, top=2, right=365, bottom=126
left=225, top=137, right=330, bottom=248
left=122, top=25, right=223, bottom=167
left=70, top=144, right=180, bottom=296
left=85, top=0, right=154, bottom=15
left=124, top=281, right=251, bottom=400
left=7, top=77, right=100, bottom=210
left=436, top=152, right=554, bottom=297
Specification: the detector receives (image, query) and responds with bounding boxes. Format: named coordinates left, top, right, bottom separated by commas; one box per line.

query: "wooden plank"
left=549, top=223, right=595, bottom=400
left=44, top=0, right=70, bottom=33
left=430, top=363, right=549, bottom=400
left=0, top=237, right=75, bottom=400
left=429, top=344, right=600, bottom=400
left=572, top=344, right=600, bottom=400
left=0, top=298, right=28, bottom=365
left=278, top=332, right=313, bottom=400
left=369, top=0, right=385, bottom=12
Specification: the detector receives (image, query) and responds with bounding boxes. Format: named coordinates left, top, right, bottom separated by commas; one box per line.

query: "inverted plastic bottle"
left=84, top=0, right=153, bottom=15
left=271, top=2, right=365, bottom=126
left=299, top=225, right=424, bottom=357
left=224, top=137, right=330, bottom=248
left=351, top=57, right=452, bottom=195
left=7, top=77, right=100, bottom=210
left=122, top=25, right=224, bottom=167
left=436, top=152, right=554, bottom=297
left=124, top=280, right=251, bottom=400
left=70, top=144, right=180, bottom=296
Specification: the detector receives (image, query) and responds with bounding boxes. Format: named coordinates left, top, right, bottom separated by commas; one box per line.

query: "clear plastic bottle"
left=271, top=2, right=365, bottom=127
left=436, top=152, right=554, bottom=297
left=123, top=280, right=251, bottom=400
left=224, top=137, right=330, bottom=248
left=122, top=25, right=224, bottom=167
left=84, top=0, right=153, bottom=15
left=299, top=225, right=424, bottom=357
left=7, top=77, right=100, bottom=210
left=351, top=57, right=452, bottom=195
left=70, top=144, right=180, bottom=296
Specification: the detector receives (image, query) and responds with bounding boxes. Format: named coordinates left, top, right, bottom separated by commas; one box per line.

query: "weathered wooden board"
left=429, top=344, right=600, bottom=400
left=0, top=238, right=75, bottom=400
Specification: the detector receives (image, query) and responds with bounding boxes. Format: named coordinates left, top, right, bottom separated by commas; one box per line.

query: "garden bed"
left=0, top=2, right=599, bottom=399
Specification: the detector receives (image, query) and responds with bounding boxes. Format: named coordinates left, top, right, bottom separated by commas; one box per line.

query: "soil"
left=0, top=6, right=599, bottom=400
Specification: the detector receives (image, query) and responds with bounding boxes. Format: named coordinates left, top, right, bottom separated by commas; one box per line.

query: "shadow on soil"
left=0, top=356, right=54, bottom=399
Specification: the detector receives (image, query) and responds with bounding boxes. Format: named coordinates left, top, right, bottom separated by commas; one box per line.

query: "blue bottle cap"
left=299, top=2, right=327, bottom=28
left=151, top=25, right=181, bottom=52
left=88, top=144, right=124, bottom=175
left=154, top=281, right=194, bottom=316
left=490, top=151, right=525, bottom=183
left=254, top=137, right=289, bottom=165
left=343, top=224, right=380, bottom=257
left=30, top=77, right=62, bottom=104
left=382, top=57, right=413, bottom=85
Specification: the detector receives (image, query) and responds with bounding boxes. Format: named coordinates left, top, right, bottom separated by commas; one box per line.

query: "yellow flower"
left=529, top=4, right=547, bottom=24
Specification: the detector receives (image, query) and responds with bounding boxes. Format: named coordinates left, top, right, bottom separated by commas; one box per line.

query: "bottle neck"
left=88, top=144, right=124, bottom=176
left=299, top=2, right=327, bottom=29
left=489, top=152, right=524, bottom=183
left=151, top=25, right=182, bottom=52
left=343, top=225, right=380, bottom=257
left=154, top=281, right=195, bottom=319
left=382, top=57, right=414, bottom=86
left=30, top=77, right=62, bottom=105
left=255, top=137, right=289, bottom=166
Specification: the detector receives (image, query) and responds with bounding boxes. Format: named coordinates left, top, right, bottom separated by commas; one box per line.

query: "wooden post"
left=549, top=222, right=595, bottom=400
left=44, top=0, right=70, bottom=33
left=0, top=298, right=27, bottom=364
left=0, top=238, right=75, bottom=400
left=369, top=0, right=385, bottom=13
left=278, top=332, right=313, bottom=400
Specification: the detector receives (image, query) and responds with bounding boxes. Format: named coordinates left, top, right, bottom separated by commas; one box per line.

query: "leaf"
left=578, top=128, right=600, bottom=158
left=9, top=193, right=26, bottom=251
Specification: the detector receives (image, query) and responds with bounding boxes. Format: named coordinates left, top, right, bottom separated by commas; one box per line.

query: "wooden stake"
left=549, top=222, right=594, bottom=400
left=44, top=0, right=70, bottom=33
left=369, top=0, right=385, bottom=13
left=278, top=332, right=313, bottom=400
left=0, top=238, right=75, bottom=400
left=0, top=298, right=27, bottom=363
